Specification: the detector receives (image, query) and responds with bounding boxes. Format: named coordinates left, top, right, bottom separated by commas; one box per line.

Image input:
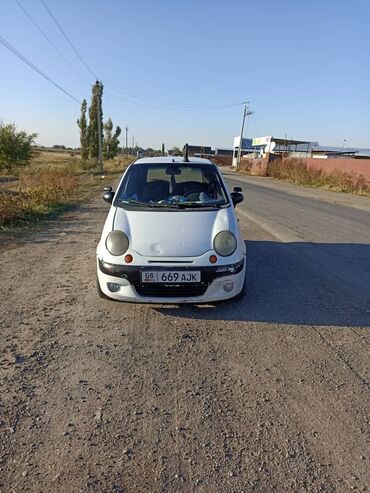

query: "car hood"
left=113, top=207, right=231, bottom=257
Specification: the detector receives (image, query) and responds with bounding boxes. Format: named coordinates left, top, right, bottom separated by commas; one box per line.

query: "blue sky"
left=1, top=0, right=369, bottom=149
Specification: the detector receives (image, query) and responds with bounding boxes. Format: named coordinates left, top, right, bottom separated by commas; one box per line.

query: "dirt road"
left=0, top=178, right=369, bottom=492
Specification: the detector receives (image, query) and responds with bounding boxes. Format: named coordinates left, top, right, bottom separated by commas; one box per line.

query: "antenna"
left=183, top=143, right=189, bottom=162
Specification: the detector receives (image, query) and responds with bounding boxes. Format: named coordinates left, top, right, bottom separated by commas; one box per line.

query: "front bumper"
left=97, top=257, right=246, bottom=303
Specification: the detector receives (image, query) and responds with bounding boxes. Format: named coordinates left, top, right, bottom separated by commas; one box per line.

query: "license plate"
left=141, top=270, right=201, bottom=283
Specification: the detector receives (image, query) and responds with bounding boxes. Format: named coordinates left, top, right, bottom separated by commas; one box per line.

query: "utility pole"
left=95, top=80, right=104, bottom=175
left=236, top=101, right=253, bottom=171
left=125, top=125, right=129, bottom=155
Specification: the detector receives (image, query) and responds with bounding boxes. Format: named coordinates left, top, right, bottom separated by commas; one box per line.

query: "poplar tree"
left=88, top=81, right=103, bottom=160
left=77, top=99, right=88, bottom=160
left=103, top=118, right=113, bottom=159
left=103, top=118, right=121, bottom=159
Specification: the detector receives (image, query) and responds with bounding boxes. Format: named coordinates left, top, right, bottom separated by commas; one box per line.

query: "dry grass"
left=28, top=150, right=133, bottom=174
left=239, top=159, right=253, bottom=173
left=0, top=168, right=79, bottom=225
left=31, top=150, right=80, bottom=170
left=267, top=158, right=370, bottom=195
left=0, top=150, right=133, bottom=227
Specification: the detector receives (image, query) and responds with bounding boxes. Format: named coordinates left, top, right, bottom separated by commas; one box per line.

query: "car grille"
left=135, top=283, right=208, bottom=298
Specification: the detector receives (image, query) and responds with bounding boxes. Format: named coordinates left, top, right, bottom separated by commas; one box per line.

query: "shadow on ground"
left=154, top=241, right=370, bottom=327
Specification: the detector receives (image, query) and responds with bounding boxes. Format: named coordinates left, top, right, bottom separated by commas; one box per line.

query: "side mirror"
left=104, top=186, right=112, bottom=192
left=230, top=191, right=244, bottom=207
left=233, top=186, right=242, bottom=193
left=103, top=190, right=115, bottom=203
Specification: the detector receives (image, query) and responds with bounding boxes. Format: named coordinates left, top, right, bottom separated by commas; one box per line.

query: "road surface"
left=0, top=172, right=369, bottom=492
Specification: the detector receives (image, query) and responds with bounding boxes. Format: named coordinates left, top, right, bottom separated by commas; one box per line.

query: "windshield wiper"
left=117, top=199, right=179, bottom=208
left=176, top=202, right=224, bottom=208
left=117, top=199, right=149, bottom=207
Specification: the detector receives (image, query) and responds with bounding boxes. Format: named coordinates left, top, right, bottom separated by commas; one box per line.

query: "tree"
left=161, top=143, right=165, bottom=155
left=111, top=125, right=122, bottom=158
left=169, top=146, right=182, bottom=156
left=88, top=81, right=103, bottom=160
left=102, top=117, right=113, bottom=159
left=103, top=118, right=121, bottom=159
left=77, top=99, right=88, bottom=160
left=0, top=122, right=38, bottom=172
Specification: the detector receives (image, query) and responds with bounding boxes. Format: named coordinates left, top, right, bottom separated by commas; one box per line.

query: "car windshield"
left=115, top=162, right=229, bottom=209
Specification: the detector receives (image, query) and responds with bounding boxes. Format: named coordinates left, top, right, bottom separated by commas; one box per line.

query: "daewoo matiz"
left=96, top=155, right=246, bottom=303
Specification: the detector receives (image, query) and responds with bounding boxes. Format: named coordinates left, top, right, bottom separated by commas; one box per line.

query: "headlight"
left=213, top=230, right=237, bottom=257
left=105, top=230, right=129, bottom=256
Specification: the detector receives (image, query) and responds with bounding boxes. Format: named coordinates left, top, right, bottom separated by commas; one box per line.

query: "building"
left=184, top=144, right=212, bottom=156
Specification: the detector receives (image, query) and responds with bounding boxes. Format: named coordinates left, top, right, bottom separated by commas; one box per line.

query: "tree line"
left=77, top=81, right=121, bottom=163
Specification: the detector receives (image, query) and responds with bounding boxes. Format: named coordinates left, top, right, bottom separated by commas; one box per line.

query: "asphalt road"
left=224, top=171, right=370, bottom=327
left=0, top=174, right=369, bottom=492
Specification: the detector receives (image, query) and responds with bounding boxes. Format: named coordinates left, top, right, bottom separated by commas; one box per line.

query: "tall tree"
left=103, top=118, right=121, bottom=159
left=110, top=125, right=121, bottom=159
left=88, top=81, right=103, bottom=160
left=77, top=99, right=88, bottom=160
left=161, top=143, right=165, bottom=155
left=103, top=118, right=113, bottom=159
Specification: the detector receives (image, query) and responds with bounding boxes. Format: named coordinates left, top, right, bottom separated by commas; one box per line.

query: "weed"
left=266, top=158, right=369, bottom=195
left=0, top=152, right=131, bottom=227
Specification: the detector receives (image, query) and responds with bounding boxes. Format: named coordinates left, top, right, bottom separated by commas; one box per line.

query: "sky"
left=0, top=0, right=369, bottom=149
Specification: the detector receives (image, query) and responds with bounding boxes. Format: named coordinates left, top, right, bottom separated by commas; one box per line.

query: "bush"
left=79, top=158, right=99, bottom=171
left=267, top=158, right=369, bottom=194
left=0, top=123, right=38, bottom=173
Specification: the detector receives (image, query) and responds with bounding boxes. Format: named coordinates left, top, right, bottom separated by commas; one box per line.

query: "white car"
left=96, top=155, right=246, bottom=303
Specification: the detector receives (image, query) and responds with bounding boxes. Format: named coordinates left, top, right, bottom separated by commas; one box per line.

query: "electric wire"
left=15, top=0, right=91, bottom=84
left=105, top=90, right=244, bottom=112
left=40, top=0, right=96, bottom=79
left=25, top=0, right=241, bottom=111
left=105, top=80, right=244, bottom=110
left=104, top=90, right=188, bottom=111
left=10, top=1, right=244, bottom=113
left=0, top=35, right=81, bottom=104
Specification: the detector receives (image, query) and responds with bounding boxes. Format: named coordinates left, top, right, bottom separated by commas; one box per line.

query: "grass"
left=0, top=150, right=133, bottom=228
left=240, top=157, right=370, bottom=196
left=267, top=158, right=370, bottom=195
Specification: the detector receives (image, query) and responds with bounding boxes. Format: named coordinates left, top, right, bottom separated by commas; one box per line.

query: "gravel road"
left=0, top=174, right=369, bottom=492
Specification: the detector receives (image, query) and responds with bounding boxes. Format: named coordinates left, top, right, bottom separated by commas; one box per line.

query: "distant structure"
left=232, top=135, right=370, bottom=167
left=215, top=148, right=234, bottom=157
left=184, top=144, right=212, bottom=156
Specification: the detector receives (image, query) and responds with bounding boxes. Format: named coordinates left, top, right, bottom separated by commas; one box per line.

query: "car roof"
left=133, top=156, right=215, bottom=165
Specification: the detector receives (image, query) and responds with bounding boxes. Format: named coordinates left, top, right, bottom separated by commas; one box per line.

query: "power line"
left=0, top=35, right=81, bottom=104
left=21, top=0, right=242, bottom=112
left=15, top=0, right=91, bottom=84
left=105, top=90, right=244, bottom=112
left=40, top=0, right=96, bottom=79
left=105, top=80, right=243, bottom=110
